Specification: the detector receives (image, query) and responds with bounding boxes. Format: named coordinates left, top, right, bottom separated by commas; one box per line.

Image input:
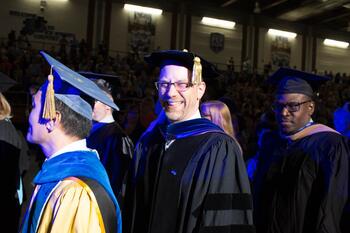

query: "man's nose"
left=280, top=106, right=290, bottom=116
left=165, top=83, right=177, bottom=95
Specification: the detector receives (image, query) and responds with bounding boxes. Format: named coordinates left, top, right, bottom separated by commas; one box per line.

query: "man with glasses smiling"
left=123, top=50, right=253, bottom=233
left=253, top=67, right=350, bottom=233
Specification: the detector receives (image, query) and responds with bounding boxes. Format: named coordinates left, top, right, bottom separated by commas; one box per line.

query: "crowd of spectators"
left=1, top=30, right=350, bottom=159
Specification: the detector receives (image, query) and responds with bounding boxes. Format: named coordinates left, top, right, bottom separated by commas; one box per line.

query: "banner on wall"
left=271, top=36, right=291, bottom=68
left=210, top=33, right=224, bottom=53
left=128, top=12, right=155, bottom=55
left=9, top=11, right=75, bottom=41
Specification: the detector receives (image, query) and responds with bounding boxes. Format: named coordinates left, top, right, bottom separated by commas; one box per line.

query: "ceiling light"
left=201, top=17, right=235, bottom=29
left=253, top=1, right=261, bottom=14
left=323, top=39, right=349, bottom=48
left=124, top=4, right=162, bottom=15
left=343, top=3, right=350, bottom=9
left=268, top=29, right=297, bottom=38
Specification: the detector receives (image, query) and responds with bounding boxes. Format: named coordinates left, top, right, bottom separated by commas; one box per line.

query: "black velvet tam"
left=269, top=67, right=330, bottom=97
left=144, top=50, right=219, bottom=79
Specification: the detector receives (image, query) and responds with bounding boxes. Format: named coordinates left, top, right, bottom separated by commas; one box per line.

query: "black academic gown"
left=123, top=118, right=254, bottom=233
left=0, top=119, right=21, bottom=233
left=87, top=122, right=134, bottom=203
left=253, top=124, right=350, bottom=233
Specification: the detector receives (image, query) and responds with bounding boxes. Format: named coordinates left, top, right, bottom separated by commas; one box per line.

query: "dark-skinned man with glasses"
left=123, top=50, right=254, bottom=233
left=252, top=67, right=349, bottom=233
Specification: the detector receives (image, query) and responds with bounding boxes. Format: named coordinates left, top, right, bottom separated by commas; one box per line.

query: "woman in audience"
left=200, top=100, right=242, bottom=153
left=201, top=100, right=235, bottom=136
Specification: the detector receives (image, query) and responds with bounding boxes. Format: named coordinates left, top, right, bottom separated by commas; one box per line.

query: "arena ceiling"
left=216, top=0, right=350, bottom=32
left=121, top=0, right=350, bottom=32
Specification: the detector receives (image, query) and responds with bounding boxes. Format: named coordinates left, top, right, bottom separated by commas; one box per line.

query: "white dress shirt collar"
left=99, top=115, right=115, bottom=123
left=48, top=139, right=94, bottom=160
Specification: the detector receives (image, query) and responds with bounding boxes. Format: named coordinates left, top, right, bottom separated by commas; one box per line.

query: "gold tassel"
left=42, top=66, right=56, bottom=120
left=192, top=56, right=202, bottom=83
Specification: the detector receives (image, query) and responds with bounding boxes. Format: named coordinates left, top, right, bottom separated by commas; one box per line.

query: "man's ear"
left=197, top=82, right=206, bottom=100
left=308, top=101, right=315, bottom=115
left=105, top=105, right=112, bottom=112
left=45, top=111, right=62, bottom=132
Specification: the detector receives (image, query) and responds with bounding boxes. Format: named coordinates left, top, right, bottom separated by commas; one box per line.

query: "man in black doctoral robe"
left=85, top=77, right=134, bottom=202
left=123, top=50, right=254, bottom=233
left=252, top=68, right=350, bottom=233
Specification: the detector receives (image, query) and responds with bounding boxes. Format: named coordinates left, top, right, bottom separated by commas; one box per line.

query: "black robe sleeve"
left=0, top=120, right=21, bottom=232
left=184, top=135, right=254, bottom=233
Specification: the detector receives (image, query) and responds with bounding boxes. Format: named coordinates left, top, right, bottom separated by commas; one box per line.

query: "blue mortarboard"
left=77, top=71, right=120, bottom=81
left=0, top=72, right=17, bottom=92
left=78, top=71, right=121, bottom=95
left=40, top=51, right=119, bottom=120
left=144, top=50, right=219, bottom=82
left=269, top=67, right=330, bottom=97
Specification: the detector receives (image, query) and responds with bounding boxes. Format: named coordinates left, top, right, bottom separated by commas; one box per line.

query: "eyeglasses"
left=154, top=82, right=194, bottom=92
left=272, top=100, right=312, bottom=113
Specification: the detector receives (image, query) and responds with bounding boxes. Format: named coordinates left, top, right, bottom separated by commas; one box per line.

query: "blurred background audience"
left=2, top=29, right=350, bottom=162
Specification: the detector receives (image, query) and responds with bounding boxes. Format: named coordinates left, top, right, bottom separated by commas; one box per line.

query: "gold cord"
left=42, top=66, right=56, bottom=120
left=192, top=56, right=202, bottom=83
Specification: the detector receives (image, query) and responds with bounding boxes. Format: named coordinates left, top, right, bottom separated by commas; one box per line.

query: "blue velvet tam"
left=268, top=67, right=330, bottom=97
left=40, top=51, right=119, bottom=120
left=144, top=50, right=219, bottom=79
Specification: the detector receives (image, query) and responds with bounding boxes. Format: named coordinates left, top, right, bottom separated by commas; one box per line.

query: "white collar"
left=167, top=110, right=202, bottom=125
left=98, top=115, right=115, bottom=123
left=48, top=139, right=91, bottom=160
left=188, top=110, right=202, bottom=120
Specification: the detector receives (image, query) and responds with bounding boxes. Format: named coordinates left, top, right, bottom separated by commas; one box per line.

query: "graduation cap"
left=268, top=67, right=330, bottom=97
left=39, top=51, right=119, bottom=121
left=0, top=72, right=17, bottom=92
left=144, top=50, right=219, bottom=83
left=78, top=71, right=120, bottom=84
left=78, top=71, right=121, bottom=95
